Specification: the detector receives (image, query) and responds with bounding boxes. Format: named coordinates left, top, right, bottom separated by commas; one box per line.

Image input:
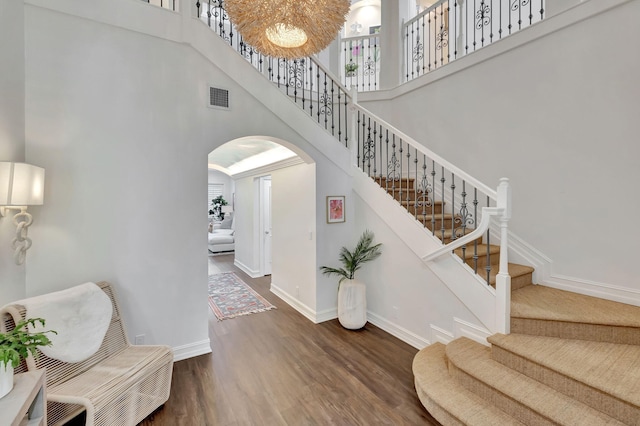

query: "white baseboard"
left=543, top=275, right=640, bottom=307
left=454, top=318, right=491, bottom=346
left=270, top=282, right=319, bottom=323
left=172, top=339, right=212, bottom=362
left=233, top=259, right=261, bottom=278
left=315, top=307, right=338, bottom=323
left=367, top=311, right=430, bottom=350
left=490, top=223, right=640, bottom=307
left=430, top=325, right=454, bottom=345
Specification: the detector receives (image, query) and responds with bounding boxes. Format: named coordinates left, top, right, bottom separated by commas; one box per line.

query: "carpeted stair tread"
left=413, top=343, right=524, bottom=426
left=511, top=285, right=640, bottom=327
left=487, top=263, right=534, bottom=289
left=446, top=337, right=627, bottom=425
left=488, top=333, right=640, bottom=413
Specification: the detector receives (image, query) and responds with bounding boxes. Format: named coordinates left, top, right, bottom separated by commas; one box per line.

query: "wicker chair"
left=0, top=281, right=174, bottom=426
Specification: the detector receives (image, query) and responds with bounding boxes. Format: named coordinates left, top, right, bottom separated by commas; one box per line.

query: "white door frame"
left=259, top=176, right=272, bottom=276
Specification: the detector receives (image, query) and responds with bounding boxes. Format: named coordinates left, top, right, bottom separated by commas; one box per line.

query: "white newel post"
left=495, top=178, right=512, bottom=334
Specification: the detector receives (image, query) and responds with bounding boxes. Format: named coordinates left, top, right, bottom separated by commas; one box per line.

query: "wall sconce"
left=0, top=162, right=45, bottom=265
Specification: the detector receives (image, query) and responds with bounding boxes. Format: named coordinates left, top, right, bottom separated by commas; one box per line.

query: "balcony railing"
left=195, top=0, right=351, bottom=147
left=341, top=34, right=381, bottom=92
left=404, top=0, right=545, bottom=82
left=143, top=0, right=178, bottom=11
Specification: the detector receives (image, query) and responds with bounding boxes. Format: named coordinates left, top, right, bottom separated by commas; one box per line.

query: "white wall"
left=232, top=175, right=260, bottom=276
left=359, top=0, right=640, bottom=300
left=271, top=163, right=317, bottom=314
left=353, top=193, right=483, bottom=345
left=19, top=1, right=354, bottom=355
left=0, top=0, right=26, bottom=304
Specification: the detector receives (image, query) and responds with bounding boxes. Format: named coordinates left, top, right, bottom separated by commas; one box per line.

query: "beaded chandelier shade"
left=224, top=0, right=350, bottom=59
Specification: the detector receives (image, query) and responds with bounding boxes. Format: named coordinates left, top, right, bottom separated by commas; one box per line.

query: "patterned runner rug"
left=208, top=272, right=277, bottom=320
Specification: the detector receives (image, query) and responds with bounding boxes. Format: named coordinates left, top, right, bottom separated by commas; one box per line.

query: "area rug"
left=208, top=272, right=277, bottom=320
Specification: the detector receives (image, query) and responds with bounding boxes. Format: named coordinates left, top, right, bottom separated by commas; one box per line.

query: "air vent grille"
left=209, top=87, right=229, bottom=109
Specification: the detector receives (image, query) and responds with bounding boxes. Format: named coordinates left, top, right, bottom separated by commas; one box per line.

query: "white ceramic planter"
left=338, top=279, right=367, bottom=329
left=0, top=361, right=14, bottom=399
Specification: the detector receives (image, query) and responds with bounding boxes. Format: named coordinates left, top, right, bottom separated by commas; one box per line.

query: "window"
left=208, top=184, right=223, bottom=216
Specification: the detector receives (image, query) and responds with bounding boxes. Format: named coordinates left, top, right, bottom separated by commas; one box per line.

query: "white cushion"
left=208, top=233, right=234, bottom=244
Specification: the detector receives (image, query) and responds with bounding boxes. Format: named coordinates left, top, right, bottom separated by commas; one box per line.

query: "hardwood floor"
left=138, top=254, right=440, bottom=425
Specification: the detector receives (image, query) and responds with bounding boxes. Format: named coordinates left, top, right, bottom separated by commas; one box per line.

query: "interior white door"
left=261, top=177, right=272, bottom=276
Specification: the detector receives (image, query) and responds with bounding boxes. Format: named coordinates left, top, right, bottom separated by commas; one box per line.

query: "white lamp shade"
left=0, top=162, right=45, bottom=206
left=221, top=205, right=233, bottom=214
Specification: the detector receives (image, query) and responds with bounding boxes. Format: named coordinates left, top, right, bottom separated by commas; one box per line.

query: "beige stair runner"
left=413, top=285, right=640, bottom=425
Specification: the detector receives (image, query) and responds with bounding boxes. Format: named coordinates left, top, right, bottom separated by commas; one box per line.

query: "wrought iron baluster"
left=414, top=149, right=419, bottom=222
left=485, top=195, right=491, bottom=284
left=301, top=59, right=306, bottom=111
left=499, top=0, right=503, bottom=39
left=411, top=24, right=416, bottom=80
left=385, top=130, right=390, bottom=193
left=323, top=73, right=329, bottom=130
left=398, top=139, right=404, bottom=205
left=405, top=26, right=410, bottom=81
left=454, top=0, right=458, bottom=58
left=378, top=124, right=384, bottom=181
left=465, top=0, right=469, bottom=54
left=337, top=86, right=342, bottom=141
left=489, top=0, right=494, bottom=43
left=439, top=5, right=444, bottom=66
left=529, top=0, right=533, bottom=25
left=450, top=173, right=456, bottom=241
left=540, top=0, right=544, bottom=20
left=365, top=117, right=374, bottom=176
left=308, top=61, right=314, bottom=118
left=196, top=0, right=200, bottom=17
left=473, top=0, right=477, bottom=50
left=440, top=166, right=446, bottom=241
left=405, top=144, right=411, bottom=213
left=344, top=87, right=349, bottom=147
left=388, top=134, right=399, bottom=199
left=331, top=81, right=335, bottom=136
left=361, top=115, right=367, bottom=170
left=357, top=111, right=362, bottom=168
left=473, top=188, right=479, bottom=273
left=431, top=160, right=436, bottom=235
left=316, top=66, right=321, bottom=124
left=428, top=12, right=432, bottom=71
left=207, top=0, right=211, bottom=27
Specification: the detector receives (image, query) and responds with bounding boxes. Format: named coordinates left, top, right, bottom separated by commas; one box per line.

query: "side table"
left=0, top=369, right=46, bottom=426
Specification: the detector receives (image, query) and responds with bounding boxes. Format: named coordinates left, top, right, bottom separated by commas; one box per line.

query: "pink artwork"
left=327, top=196, right=345, bottom=223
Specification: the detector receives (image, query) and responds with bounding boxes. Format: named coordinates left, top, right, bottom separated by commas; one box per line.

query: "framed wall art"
left=326, top=196, right=345, bottom=223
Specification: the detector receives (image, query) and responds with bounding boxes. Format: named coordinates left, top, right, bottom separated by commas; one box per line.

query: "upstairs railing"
left=143, top=0, right=178, bottom=11
left=341, top=34, right=381, bottom=92
left=195, top=0, right=350, bottom=146
left=404, top=0, right=544, bottom=82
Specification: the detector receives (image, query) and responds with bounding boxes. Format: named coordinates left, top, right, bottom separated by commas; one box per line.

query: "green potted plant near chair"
left=320, top=230, right=382, bottom=329
left=209, top=195, right=228, bottom=221
left=0, top=318, right=55, bottom=399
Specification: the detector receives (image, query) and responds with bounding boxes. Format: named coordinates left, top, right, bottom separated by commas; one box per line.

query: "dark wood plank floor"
left=137, top=254, right=439, bottom=425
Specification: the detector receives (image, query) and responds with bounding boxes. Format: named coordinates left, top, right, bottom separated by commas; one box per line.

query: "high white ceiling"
left=208, top=138, right=298, bottom=176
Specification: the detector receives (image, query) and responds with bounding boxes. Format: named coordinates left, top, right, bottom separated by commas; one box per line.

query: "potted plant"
left=0, top=318, right=55, bottom=399
left=320, top=230, right=382, bottom=329
left=345, top=62, right=358, bottom=77
left=209, top=195, right=228, bottom=221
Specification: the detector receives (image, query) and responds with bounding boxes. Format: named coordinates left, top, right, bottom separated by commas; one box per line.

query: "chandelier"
left=224, top=0, right=351, bottom=59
